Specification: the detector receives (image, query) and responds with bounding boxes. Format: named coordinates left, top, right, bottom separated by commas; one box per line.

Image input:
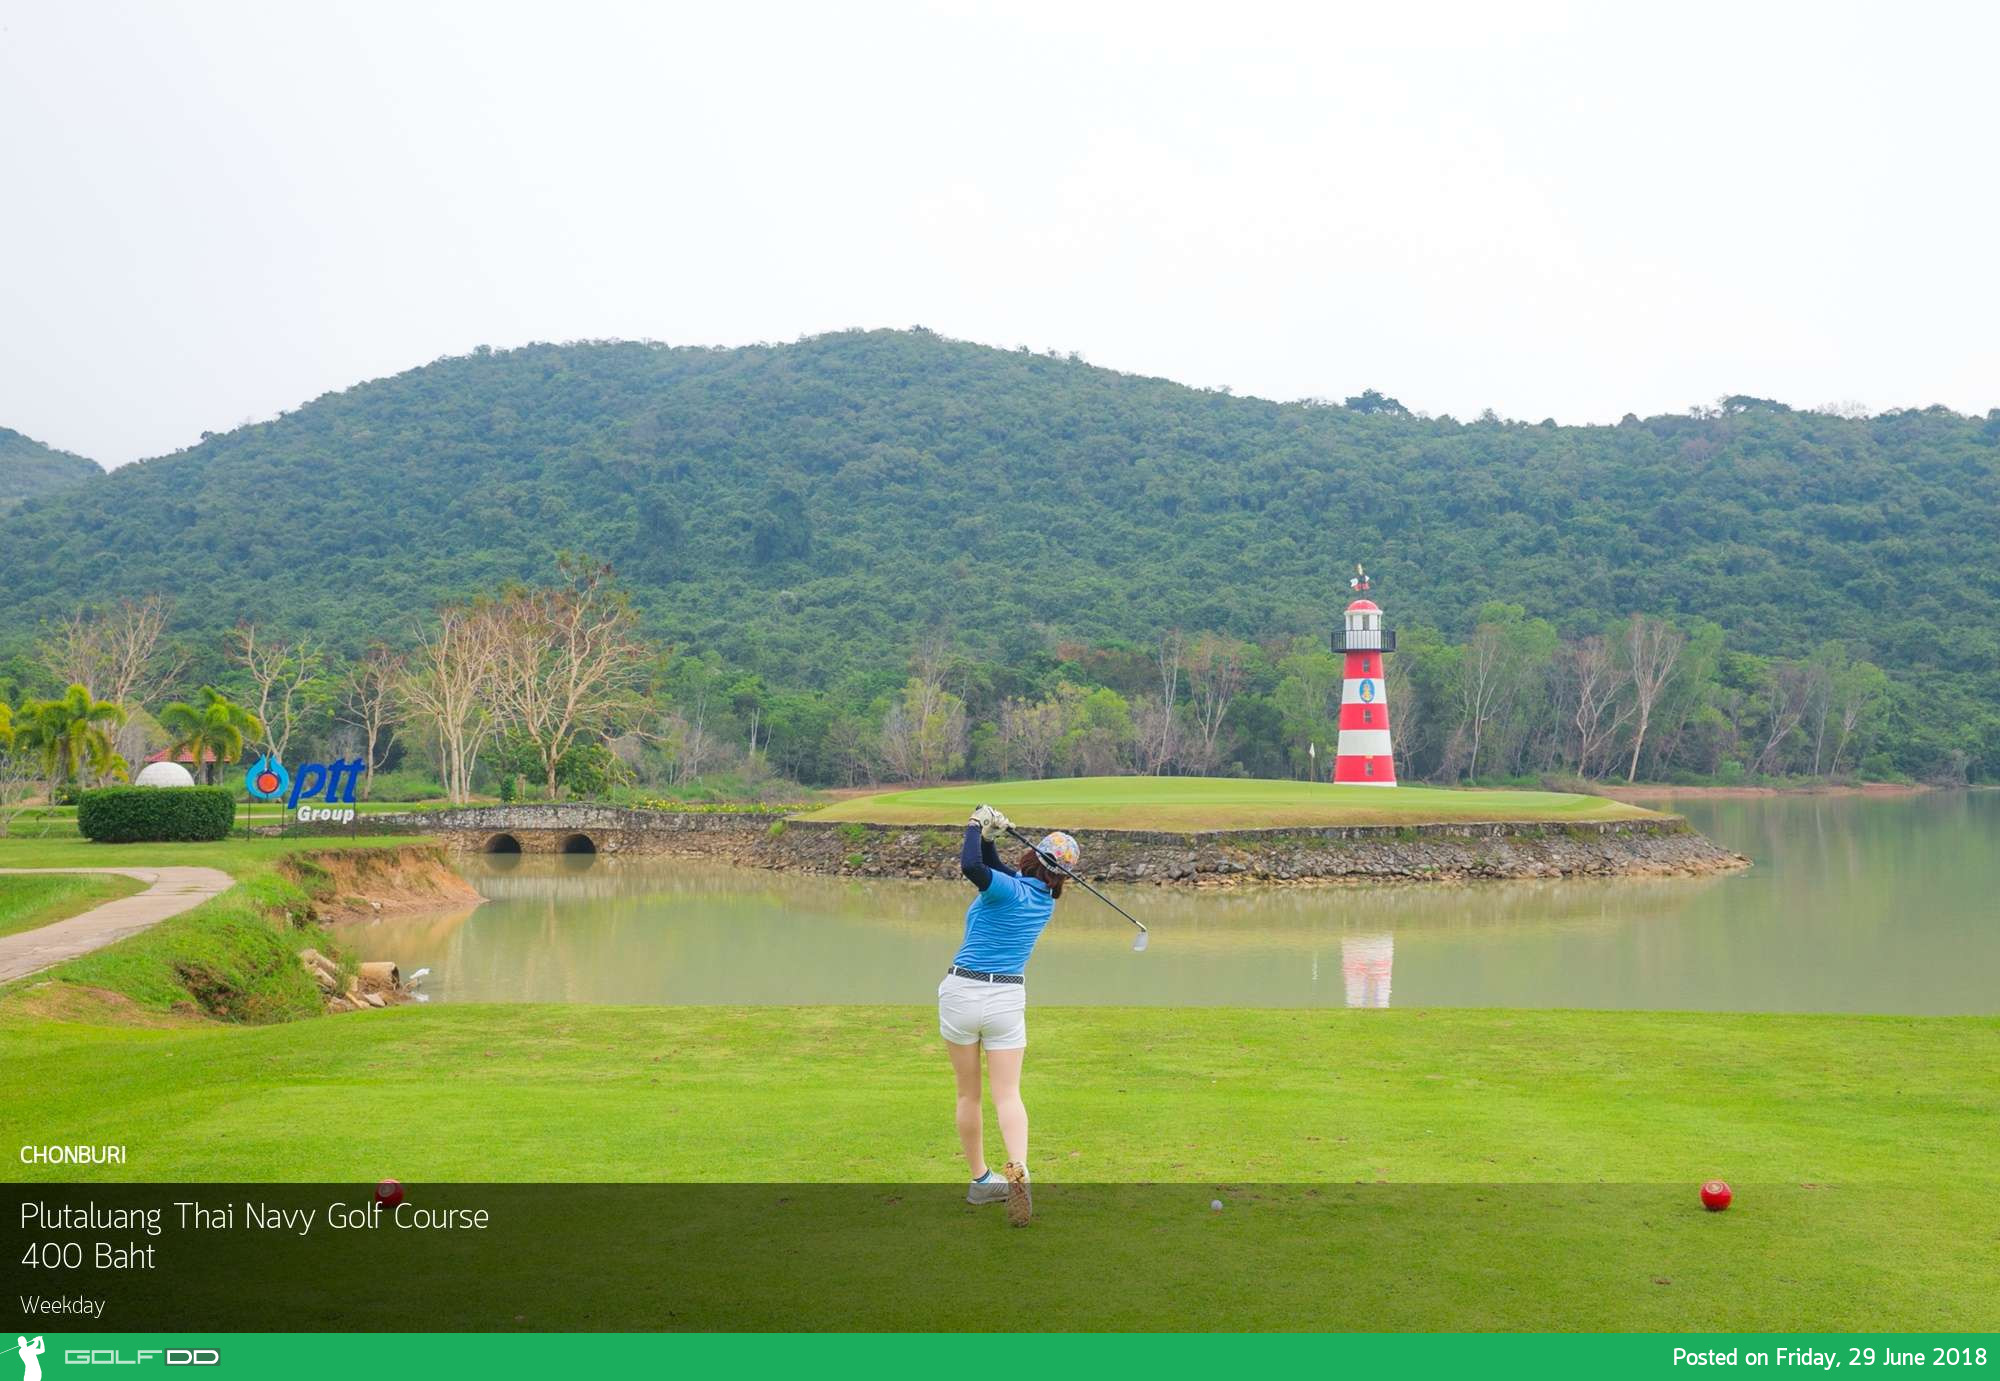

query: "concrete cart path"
left=0, top=867, right=234, bottom=982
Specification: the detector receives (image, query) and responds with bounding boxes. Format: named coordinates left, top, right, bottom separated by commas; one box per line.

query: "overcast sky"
left=3, top=1, right=1996, bottom=467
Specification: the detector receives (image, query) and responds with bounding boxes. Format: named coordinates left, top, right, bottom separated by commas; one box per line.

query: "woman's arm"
left=961, top=822, right=992, bottom=890
left=981, top=835, right=1014, bottom=876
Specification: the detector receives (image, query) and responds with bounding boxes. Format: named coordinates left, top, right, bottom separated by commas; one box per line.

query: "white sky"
left=3, top=0, right=1996, bottom=467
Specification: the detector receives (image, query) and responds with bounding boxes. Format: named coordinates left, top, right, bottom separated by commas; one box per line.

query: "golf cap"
left=1038, top=832, right=1080, bottom=870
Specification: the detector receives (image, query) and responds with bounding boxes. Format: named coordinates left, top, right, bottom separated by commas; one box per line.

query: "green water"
left=331, top=792, right=1999, bottom=1013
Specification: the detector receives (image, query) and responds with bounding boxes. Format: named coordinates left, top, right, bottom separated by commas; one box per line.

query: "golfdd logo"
left=58, top=1346, right=219, bottom=1368
left=245, top=752, right=363, bottom=823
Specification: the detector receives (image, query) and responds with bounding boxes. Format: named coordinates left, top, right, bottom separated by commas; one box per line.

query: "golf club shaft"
left=1006, top=827, right=1147, bottom=932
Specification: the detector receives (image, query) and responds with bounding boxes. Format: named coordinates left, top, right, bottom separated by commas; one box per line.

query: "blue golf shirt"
left=953, top=824, right=1055, bottom=975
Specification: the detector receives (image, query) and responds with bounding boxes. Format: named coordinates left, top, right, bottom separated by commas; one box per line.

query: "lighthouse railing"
left=1332, top=628, right=1396, bottom=653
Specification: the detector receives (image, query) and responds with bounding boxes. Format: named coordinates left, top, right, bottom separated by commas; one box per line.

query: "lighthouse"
left=1332, top=565, right=1396, bottom=786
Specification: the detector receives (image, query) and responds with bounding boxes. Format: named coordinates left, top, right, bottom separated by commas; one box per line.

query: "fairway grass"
left=0, top=871, right=146, bottom=939
left=2, top=831, right=1988, bottom=1328
left=2, top=1003, right=1993, bottom=1329
left=803, top=776, right=1657, bottom=830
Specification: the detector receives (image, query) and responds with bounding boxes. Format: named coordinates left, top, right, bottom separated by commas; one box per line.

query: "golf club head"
left=1132, top=930, right=1149, bottom=953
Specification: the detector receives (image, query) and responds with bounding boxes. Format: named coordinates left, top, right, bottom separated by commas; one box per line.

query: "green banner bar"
left=11, top=1333, right=1996, bottom=1378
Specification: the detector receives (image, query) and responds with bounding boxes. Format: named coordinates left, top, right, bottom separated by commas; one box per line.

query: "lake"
left=330, top=791, right=1999, bottom=1014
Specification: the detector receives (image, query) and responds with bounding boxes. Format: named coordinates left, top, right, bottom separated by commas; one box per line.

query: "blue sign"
left=245, top=754, right=363, bottom=808
left=1359, top=678, right=1376, bottom=703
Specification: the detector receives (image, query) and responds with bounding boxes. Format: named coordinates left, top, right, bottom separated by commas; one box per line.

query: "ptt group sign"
left=245, top=753, right=364, bottom=823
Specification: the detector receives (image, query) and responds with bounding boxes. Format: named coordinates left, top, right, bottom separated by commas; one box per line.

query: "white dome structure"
left=134, top=761, right=196, bottom=788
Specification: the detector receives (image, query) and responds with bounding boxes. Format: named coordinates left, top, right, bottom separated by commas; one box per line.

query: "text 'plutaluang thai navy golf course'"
left=9, top=1182, right=1979, bottom=1332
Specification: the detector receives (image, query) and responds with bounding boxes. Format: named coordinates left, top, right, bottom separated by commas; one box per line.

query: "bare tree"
left=1149, top=630, right=1184, bottom=773
left=339, top=646, right=405, bottom=798
left=1829, top=660, right=1889, bottom=775
left=1456, top=626, right=1507, bottom=780
left=675, top=690, right=713, bottom=784
left=398, top=603, right=502, bottom=803
left=1622, top=615, right=1683, bottom=782
left=1382, top=646, right=1420, bottom=781
left=879, top=674, right=967, bottom=784
left=1753, top=662, right=1813, bottom=776
left=37, top=596, right=188, bottom=708
left=39, top=596, right=190, bottom=771
left=231, top=625, right=326, bottom=761
left=486, top=562, right=649, bottom=797
left=1128, top=695, right=1180, bottom=776
left=1806, top=659, right=1835, bottom=777
left=1183, top=633, right=1247, bottom=773
left=1557, top=636, right=1634, bottom=777
left=999, top=696, right=1065, bottom=779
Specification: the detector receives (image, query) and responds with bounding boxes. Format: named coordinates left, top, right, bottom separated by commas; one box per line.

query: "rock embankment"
left=752, top=817, right=1746, bottom=885
left=298, top=949, right=422, bottom=1014
left=312, top=807, right=1745, bottom=885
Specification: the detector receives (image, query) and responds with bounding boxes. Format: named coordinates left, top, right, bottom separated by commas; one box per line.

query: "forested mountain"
left=1, top=330, right=1995, bottom=780
left=0, top=426, right=101, bottom=511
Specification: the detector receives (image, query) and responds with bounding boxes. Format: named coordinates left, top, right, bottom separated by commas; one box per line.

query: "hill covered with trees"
left=0, top=426, right=101, bottom=511
left=0, top=330, right=1994, bottom=785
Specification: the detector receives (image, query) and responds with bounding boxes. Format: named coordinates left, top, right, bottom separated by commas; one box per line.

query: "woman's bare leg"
left=945, top=1039, right=986, bottom=1177
left=985, top=1046, right=1028, bottom=1168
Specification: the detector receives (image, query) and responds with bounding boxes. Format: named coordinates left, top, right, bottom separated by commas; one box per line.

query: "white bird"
left=406, top=967, right=431, bottom=988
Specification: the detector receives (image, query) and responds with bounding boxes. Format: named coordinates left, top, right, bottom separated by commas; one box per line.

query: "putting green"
left=800, top=776, right=1656, bottom=831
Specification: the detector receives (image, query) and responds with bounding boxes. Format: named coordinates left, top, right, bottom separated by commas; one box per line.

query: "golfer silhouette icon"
left=15, top=1336, right=44, bottom=1381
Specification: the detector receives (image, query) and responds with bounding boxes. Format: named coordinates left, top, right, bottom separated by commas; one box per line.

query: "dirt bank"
left=280, top=845, right=486, bottom=920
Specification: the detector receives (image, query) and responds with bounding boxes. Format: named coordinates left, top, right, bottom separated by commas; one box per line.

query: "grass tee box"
left=801, top=776, right=1658, bottom=831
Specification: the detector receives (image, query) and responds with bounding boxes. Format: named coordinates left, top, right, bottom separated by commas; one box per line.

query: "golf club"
left=1006, top=825, right=1150, bottom=952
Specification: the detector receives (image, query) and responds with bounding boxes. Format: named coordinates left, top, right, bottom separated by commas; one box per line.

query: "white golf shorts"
left=937, top=972, right=1028, bottom=1050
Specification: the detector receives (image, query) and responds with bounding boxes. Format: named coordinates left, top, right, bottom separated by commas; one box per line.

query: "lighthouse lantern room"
left=1332, top=565, right=1397, bottom=786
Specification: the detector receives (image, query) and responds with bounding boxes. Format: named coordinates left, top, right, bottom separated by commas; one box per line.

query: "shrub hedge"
left=78, top=786, right=236, bottom=842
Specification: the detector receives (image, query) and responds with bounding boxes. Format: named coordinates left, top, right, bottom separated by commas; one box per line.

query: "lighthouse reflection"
left=1340, top=932, right=1394, bottom=1008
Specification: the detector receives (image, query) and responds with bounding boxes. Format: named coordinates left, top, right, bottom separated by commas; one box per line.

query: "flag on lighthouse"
left=1334, top=575, right=1396, bottom=786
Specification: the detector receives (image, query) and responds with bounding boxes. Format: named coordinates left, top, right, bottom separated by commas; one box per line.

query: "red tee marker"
left=375, top=1178, right=404, bottom=1209
left=1700, top=1179, right=1732, bottom=1211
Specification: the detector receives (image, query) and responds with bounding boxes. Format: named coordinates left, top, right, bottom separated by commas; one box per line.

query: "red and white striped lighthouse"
left=1333, top=567, right=1396, bottom=786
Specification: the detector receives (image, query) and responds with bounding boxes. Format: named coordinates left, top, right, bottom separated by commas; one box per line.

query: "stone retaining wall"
left=287, top=805, right=1744, bottom=882
left=754, top=816, right=1745, bottom=884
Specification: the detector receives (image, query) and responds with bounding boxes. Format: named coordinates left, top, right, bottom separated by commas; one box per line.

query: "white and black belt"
left=948, top=966, right=1024, bottom=985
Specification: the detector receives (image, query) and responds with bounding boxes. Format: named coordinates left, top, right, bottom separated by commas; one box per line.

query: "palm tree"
left=158, top=687, right=264, bottom=786
left=17, top=683, right=128, bottom=794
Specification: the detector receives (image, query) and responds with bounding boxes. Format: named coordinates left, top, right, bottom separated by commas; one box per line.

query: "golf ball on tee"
left=1210, top=1199, right=1223, bottom=1211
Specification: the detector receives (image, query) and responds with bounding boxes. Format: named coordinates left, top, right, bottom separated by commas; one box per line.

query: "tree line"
left=0, top=575, right=1904, bottom=825
left=0, top=565, right=649, bottom=815
left=0, top=333, right=1989, bottom=783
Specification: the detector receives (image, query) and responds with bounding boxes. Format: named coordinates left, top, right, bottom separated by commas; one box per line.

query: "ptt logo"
left=245, top=754, right=364, bottom=821
left=1358, top=678, right=1376, bottom=703
left=245, top=754, right=291, bottom=801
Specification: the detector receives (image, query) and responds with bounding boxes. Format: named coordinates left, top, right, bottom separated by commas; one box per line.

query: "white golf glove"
left=969, top=804, right=1012, bottom=840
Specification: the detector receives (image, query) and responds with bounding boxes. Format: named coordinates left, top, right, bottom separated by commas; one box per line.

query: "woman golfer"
left=939, top=803, right=1078, bottom=1227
